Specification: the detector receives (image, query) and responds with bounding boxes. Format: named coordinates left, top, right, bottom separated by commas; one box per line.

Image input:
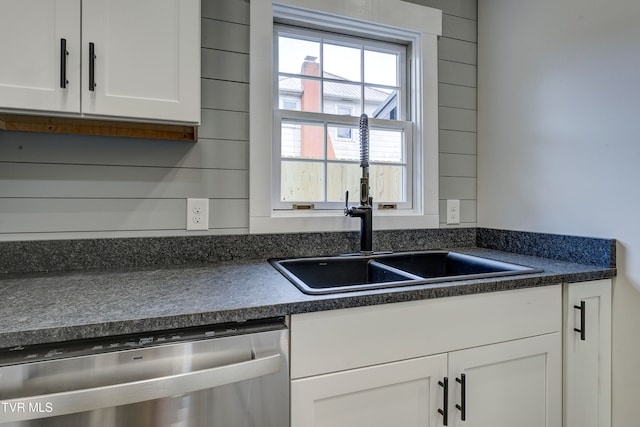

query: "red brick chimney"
left=300, top=56, right=335, bottom=159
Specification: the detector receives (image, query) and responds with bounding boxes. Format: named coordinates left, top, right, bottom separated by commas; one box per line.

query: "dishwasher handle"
left=1, top=351, right=281, bottom=423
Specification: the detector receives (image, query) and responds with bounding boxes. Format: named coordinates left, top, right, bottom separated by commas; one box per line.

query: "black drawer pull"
left=456, top=373, right=466, bottom=420
left=89, top=42, right=96, bottom=91
left=60, top=38, right=68, bottom=88
left=574, top=300, right=586, bottom=340
left=438, top=377, right=448, bottom=425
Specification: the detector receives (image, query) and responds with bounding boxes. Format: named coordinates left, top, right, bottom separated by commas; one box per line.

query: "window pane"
left=370, top=165, right=405, bottom=202
left=364, top=50, right=398, bottom=86
left=326, top=164, right=405, bottom=203
left=282, top=99, right=299, bottom=110
left=281, top=121, right=325, bottom=160
left=369, top=129, right=404, bottom=163
left=274, top=25, right=410, bottom=208
left=328, top=125, right=358, bottom=160
left=365, top=87, right=398, bottom=120
left=337, top=127, right=352, bottom=139
left=336, top=105, right=352, bottom=115
left=323, top=82, right=362, bottom=116
left=278, top=36, right=321, bottom=76
left=323, top=43, right=361, bottom=82
left=279, top=77, right=320, bottom=112
left=326, top=163, right=361, bottom=202
left=333, top=107, right=354, bottom=141
left=281, top=161, right=324, bottom=202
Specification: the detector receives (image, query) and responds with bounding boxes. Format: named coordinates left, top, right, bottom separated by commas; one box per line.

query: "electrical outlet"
left=446, top=199, right=460, bottom=225
left=187, top=198, right=209, bottom=231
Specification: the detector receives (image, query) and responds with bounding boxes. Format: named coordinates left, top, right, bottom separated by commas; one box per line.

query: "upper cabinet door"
left=0, top=0, right=81, bottom=113
left=81, top=0, right=200, bottom=124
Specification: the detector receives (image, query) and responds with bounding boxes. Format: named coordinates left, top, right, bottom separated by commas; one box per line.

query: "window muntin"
left=274, top=25, right=411, bottom=209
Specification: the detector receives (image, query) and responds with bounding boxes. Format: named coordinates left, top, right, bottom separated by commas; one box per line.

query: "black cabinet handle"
left=60, top=38, right=68, bottom=88
left=89, top=42, right=96, bottom=91
left=438, top=377, right=449, bottom=426
left=456, top=374, right=467, bottom=421
left=456, top=373, right=466, bottom=421
left=574, top=300, right=586, bottom=340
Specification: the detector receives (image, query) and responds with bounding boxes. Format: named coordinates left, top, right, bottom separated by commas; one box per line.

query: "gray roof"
left=279, top=73, right=391, bottom=102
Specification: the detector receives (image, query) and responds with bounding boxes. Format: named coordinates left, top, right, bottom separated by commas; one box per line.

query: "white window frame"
left=274, top=26, right=411, bottom=210
left=250, top=0, right=441, bottom=234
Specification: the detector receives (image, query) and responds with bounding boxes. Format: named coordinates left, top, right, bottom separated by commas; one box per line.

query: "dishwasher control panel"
left=0, top=317, right=286, bottom=366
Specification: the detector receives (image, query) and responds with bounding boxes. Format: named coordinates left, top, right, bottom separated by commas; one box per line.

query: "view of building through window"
left=276, top=27, right=409, bottom=206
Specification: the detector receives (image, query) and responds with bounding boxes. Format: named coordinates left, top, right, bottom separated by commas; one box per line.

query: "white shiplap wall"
left=0, top=0, right=477, bottom=240
left=429, top=0, right=478, bottom=227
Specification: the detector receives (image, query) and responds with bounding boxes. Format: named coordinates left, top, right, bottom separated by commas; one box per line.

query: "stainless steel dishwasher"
left=0, top=317, right=289, bottom=427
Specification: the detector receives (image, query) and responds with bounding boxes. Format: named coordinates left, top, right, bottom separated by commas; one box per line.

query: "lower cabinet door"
left=564, top=279, right=612, bottom=427
left=447, top=333, right=562, bottom=427
left=291, top=353, right=448, bottom=427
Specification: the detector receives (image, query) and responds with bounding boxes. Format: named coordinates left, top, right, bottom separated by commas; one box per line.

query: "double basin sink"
left=270, top=250, right=542, bottom=295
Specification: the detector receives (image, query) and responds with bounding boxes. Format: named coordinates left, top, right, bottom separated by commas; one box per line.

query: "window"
left=274, top=26, right=410, bottom=208
left=250, top=0, right=441, bottom=233
left=281, top=97, right=300, bottom=111
left=336, top=106, right=353, bottom=140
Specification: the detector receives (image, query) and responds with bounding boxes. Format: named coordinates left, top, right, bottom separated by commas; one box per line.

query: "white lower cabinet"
left=291, top=354, right=447, bottom=427
left=290, top=285, right=564, bottom=427
left=447, top=333, right=561, bottom=427
left=291, top=333, right=561, bottom=427
left=290, top=280, right=613, bottom=427
left=563, top=279, right=612, bottom=427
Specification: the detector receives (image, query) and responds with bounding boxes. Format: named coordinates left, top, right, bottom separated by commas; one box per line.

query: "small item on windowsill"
left=378, top=203, right=397, bottom=210
left=292, top=203, right=315, bottom=210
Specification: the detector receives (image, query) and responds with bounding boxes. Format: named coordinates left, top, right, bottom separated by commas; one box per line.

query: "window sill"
left=250, top=210, right=439, bottom=234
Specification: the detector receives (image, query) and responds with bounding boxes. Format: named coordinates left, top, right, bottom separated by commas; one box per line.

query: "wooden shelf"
left=0, top=114, right=198, bottom=142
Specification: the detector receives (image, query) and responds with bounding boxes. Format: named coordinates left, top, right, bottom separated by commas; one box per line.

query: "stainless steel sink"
left=270, top=250, right=542, bottom=295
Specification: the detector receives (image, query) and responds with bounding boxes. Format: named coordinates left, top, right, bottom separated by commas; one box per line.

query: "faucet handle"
left=344, top=190, right=350, bottom=215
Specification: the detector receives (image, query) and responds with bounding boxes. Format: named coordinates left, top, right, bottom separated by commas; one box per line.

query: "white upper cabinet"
left=81, top=0, right=200, bottom=123
left=0, top=0, right=200, bottom=124
left=0, top=0, right=81, bottom=114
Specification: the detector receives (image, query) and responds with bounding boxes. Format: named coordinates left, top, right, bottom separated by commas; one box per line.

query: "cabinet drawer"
left=291, top=285, right=561, bottom=379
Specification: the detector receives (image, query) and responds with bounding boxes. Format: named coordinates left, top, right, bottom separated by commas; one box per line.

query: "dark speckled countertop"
left=0, top=242, right=615, bottom=348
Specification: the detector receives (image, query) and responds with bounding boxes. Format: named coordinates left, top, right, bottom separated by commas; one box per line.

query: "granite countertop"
left=0, top=247, right=615, bottom=348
